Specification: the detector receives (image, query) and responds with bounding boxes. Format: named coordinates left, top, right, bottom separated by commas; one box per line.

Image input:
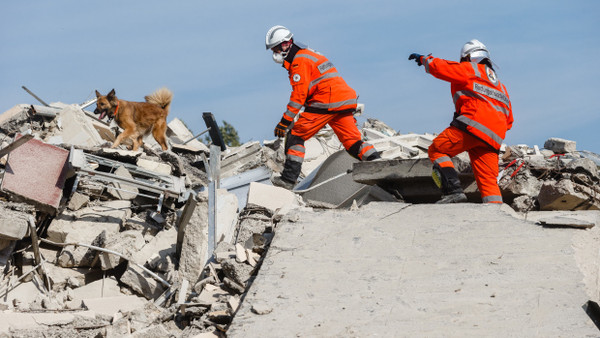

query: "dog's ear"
left=107, top=89, right=116, bottom=98
left=95, top=90, right=101, bottom=98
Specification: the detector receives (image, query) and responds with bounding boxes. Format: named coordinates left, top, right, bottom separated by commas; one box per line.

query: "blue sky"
left=1, top=1, right=599, bottom=152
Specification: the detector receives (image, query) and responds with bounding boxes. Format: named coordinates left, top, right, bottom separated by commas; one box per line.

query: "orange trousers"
left=290, top=112, right=375, bottom=160
left=428, top=126, right=502, bottom=203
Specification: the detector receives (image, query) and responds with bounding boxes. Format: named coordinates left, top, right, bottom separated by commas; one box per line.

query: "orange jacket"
left=281, top=44, right=358, bottom=124
left=422, top=55, right=513, bottom=151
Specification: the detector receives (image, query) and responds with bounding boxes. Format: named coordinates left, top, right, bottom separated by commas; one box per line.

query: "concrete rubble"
left=0, top=96, right=599, bottom=337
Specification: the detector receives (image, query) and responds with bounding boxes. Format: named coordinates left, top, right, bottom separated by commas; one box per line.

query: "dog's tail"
left=145, top=87, right=173, bottom=114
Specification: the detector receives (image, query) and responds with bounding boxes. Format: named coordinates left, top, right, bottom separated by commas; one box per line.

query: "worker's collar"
left=282, top=43, right=303, bottom=70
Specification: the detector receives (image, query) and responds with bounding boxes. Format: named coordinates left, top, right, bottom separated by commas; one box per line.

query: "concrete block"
left=538, top=179, right=600, bottom=211
left=217, top=189, right=239, bottom=244
left=247, top=182, right=299, bottom=214
left=107, top=165, right=139, bottom=200
left=82, top=295, right=147, bottom=317
left=48, top=200, right=130, bottom=267
left=90, top=119, right=115, bottom=142
left=66, top=191, right=89, bottom=211
left=352, top=156, right=475, bottom=203
left=46, top=105, right=104, bottom=147
left=0, top=206, right=30, bottom=240
left=221, top=141, right=263, bottom=178
left=47, top=200, right=131, bottom=243
left=566, top=158, right=599, bottom=180
left=167, top=117, right=209, bottom=152
left=544, top=137, right=576, bottom=154
left=131, top=324, right=171, bottom=338
left=0, top=311, right=96, bottom=334
left=1, top=136, right=69, bottom=212
left=136, top=157, right=172, bottom=175
left=99, top=230, right=145, bottom=270
left=132, top=226, right=177, bottom=266
left=296, top=150, right=397, bottom=208
left=179, top=194, right=209, bottom=284
left=119, top=263, right=165, bottom=300
left=67, top=276, right=123, bottom=308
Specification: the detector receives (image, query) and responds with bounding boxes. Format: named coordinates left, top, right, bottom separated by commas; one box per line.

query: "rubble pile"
left=0, top=97, right=598, bottom=337
left=499, top=138, right=600, bottom=212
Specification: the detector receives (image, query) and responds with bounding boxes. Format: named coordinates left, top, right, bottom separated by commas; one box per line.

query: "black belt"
left=303, top=107, right=356, bottom=115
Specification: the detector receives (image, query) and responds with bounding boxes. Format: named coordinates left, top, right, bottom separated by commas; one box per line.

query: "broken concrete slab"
left=538, top=179, right=600, bottom=211
left=220, top=141, right=263, bottom=179
left=1, top=136, right=70, bottom=212
left=136, top=157, right=173, bottom=175
left=178, top=194, right=209, bottom=284
left=107, top=165, right=139, bottom=200
left=119, top=262, right=166, bottom=300
left=66, top=276, right=123, bottom=308
left=0, top=310, right=96, bottom=335
left=167, top=117, right=209, bottom=152
left=0, top=206, right=31, bottom=240
left=132, top=226, right=177, bottom=267
left=82, top=295, right=147, bottom=317
left=66, top=191, right=89, bottom=211
left=99, top=230, right=145, bottom=270
left=246, top=182, right=300, bottom=215
left=45, top=105, right=104, bottom=147
left=352, top=156, right=476, bottom=203
left=216, top=189, right=239, bottom=244
left=228, top=202, right=598, bottom=336
left=220, top=166, right=271, bottom=211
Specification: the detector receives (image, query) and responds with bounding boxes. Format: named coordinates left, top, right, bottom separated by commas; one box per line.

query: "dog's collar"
left=113, top=102, right=119, bottom=117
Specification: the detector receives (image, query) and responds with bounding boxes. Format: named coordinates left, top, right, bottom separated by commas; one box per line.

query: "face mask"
left=272, top=51, right=284, bottom=64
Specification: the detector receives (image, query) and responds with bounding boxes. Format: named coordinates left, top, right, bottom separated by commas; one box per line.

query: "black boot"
left=432, top=164, right=467, bottom=204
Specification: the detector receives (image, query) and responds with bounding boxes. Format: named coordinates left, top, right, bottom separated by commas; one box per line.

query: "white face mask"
left=272, top=51, right=285, bottom=64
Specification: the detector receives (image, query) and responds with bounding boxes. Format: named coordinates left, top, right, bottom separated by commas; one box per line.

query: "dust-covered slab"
left=228, top=202, right=598, bottom=337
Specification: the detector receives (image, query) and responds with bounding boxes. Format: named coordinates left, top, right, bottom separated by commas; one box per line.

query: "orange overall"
left=279, top=44, right=378, bottom=183
left=421, top=55, right=513, bottom=203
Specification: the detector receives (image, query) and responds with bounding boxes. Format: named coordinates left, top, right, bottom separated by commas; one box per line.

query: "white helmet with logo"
left=265, top=25, right=293, bottom=50
left=460, top=39, right=490, bottom=63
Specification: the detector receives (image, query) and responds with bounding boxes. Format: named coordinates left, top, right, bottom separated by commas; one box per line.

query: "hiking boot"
left=436, top=192, right=467, bottom=204
left=271, top=175, right=295, bottom=190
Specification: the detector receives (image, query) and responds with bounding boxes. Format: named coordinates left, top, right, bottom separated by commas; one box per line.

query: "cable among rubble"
left=39, top=238, right=172, bottom=288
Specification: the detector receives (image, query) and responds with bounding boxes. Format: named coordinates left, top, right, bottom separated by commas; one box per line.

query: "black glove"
left=274, top=117, right=292, bottom=138
left=408, top=53, right=424, bottom=66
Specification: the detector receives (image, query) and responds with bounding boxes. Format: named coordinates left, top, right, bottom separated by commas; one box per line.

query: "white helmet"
left=265, top=25, right=293, bottom=50
left=460, top=39, right=490, bottom=63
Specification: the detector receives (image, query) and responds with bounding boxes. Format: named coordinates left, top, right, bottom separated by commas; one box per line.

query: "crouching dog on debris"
left=94, top=87, right=172, bottom=151
left=409, top=39, right=514, bottom=204
left=265, top=25, right=381, bottom=190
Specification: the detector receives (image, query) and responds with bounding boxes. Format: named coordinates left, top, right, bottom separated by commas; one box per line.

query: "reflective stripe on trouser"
left=281, top=134, right=305, bottom=183
left=428, top=126, right=502, bottom=203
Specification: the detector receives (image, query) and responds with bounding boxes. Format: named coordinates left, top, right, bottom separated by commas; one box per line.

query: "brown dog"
left=94, top=88, right=172, bottom=151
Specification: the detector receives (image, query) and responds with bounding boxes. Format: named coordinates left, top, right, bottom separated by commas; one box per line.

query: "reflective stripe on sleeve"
left=284, top=109, right=296, bottom=119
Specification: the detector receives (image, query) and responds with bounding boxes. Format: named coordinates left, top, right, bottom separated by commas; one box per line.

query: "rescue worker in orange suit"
left=408, top=39, right=513, bottom=204
left=266, top=25, right=381, bottom=190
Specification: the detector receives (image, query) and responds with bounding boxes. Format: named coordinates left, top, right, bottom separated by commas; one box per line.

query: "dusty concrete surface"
left=228, top=202, right=598, bottom=337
